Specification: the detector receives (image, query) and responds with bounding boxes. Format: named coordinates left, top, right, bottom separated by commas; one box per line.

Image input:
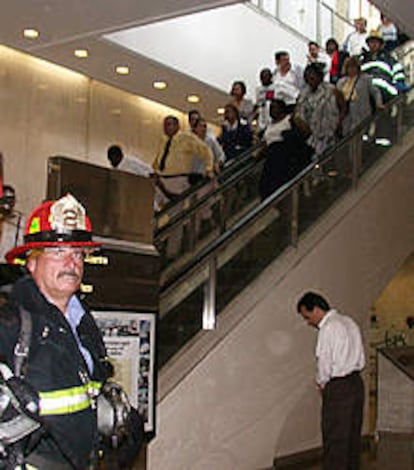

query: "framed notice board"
left=92, top=310, right=157, bottom=437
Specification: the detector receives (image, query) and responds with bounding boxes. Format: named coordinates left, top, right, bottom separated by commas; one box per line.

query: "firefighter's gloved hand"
left=5, top=377, right=40, bottom=419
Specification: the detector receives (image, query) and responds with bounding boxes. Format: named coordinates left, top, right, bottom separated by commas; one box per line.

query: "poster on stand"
left=91, top=310, right=156, bottom=434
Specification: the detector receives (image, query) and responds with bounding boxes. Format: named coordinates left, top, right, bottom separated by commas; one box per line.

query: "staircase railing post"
left=396, top=100, right=403, bottom=144
left=290, top=187, right=299, bottom=248
left=202, top=256, right=217, bottom=330
left=350, top=133, right=362, bottom=189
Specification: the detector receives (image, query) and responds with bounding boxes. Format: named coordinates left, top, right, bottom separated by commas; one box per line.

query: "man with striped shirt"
left=359, top=30, right=406, bottom=102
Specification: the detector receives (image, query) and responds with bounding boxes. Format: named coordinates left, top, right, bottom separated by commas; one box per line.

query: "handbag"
left=345, top=76, right=359, bottom=114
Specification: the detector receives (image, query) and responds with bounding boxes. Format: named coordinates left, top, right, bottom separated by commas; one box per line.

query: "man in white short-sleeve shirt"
left=297, top=291, right=365, bottom=470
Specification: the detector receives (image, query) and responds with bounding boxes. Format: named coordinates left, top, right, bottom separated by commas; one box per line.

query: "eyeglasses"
left=42, top=247, right=87, bottom=261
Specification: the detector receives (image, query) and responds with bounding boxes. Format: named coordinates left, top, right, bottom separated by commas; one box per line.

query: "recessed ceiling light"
left=115, top=65, right=130, bottom=75
left=23, top=28, right=39, bottom=39
left=187, top=95, right=200, bottom=103
left=74, top=49, right=89, bottom=59
left=153, top=81, right=167, bottom=90
left=217, top=107, right=225, bottom=115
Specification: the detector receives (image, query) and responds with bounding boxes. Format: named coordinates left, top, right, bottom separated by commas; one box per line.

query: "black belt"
left=330, top=370, right=360, bottom=382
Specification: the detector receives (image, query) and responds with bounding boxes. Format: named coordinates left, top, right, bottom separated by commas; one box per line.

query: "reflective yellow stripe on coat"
left=39, top=381, right=101, bottom=416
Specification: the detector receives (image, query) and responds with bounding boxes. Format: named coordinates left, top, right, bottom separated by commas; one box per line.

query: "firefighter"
left=359, top=30, right=406, bottom=103
left=0, top=194, right=111, bottom=469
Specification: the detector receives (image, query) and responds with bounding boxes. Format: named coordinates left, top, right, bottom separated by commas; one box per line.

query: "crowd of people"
left=153, top=17, right=406, bottom=200
left=107, top=15, right=409, bottom=253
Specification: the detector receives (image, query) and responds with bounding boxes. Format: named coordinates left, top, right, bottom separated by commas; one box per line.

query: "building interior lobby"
left=1, top=1, right=414, bottom=469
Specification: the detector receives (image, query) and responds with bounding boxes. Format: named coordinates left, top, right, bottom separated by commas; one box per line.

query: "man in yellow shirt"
left=153, top=115, right=214, bottom=202
left=153, top=115, right=214, bottom=258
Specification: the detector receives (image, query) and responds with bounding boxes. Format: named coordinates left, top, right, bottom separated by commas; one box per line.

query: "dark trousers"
left=321, top=371, right=364, bottom=470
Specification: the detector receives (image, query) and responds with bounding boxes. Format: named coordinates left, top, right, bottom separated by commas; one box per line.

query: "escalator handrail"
left=154, top=142, right=266, bottom=236
left=154, top=142, right=264, bottom=222
left=161, top=93, right=407, bottom=290
left=155, top=92, right=400, bottom=238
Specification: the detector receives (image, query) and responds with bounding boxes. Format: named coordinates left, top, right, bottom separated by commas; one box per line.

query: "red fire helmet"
left=6, top=194, right=101, bottom=264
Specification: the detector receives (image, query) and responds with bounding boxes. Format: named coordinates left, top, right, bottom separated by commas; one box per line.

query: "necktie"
left=159, top=137, right=172, bottom=172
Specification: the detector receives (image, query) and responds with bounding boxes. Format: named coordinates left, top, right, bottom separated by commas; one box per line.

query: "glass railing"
left=154, top=142, right=264, bottom=231
left=248, top=0, right=354, bottom=45
left=157, top=93, right=414, bottom=368
left=394, top=40, right=414, bottom=85
left=154, top=143, right=265, bottom=278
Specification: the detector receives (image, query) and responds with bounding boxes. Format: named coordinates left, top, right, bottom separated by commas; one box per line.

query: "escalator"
left=147, top=85, right=414, bottom=469
left=155, top=87, right=414, bottom=368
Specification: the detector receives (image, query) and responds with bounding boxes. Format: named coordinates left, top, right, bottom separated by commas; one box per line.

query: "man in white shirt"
left=107, top=144, right=161, bottom=211
left=297, top=291, right=365, bottom=470
left=273, top=51, right=304, bottom=112
left=307, top=42, right=332, bottom=82
left=107, top=145, right=153, bottom=177
left=343, top=17, right=368, bottom=57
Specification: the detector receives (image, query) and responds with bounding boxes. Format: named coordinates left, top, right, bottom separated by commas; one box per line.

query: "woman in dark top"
left=218, top=103, right=253, bottom=161
left=259, top=99, right=313, bottom=200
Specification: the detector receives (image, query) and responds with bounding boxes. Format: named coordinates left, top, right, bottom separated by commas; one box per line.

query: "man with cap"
left=359, top=29, right=406, bottom=103
left=0, top=194, right=111, bottom=469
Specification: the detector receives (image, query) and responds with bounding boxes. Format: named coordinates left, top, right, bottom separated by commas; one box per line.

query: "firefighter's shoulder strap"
left=14, top=305, right=32, bottom=379
left=0, top=305, right=40, bottom=468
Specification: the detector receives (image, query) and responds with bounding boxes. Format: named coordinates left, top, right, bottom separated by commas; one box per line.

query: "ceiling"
left=1, top=0, right=243, bottom=121
left=371, top=0, right=414, bottom=39
left=3, top=0, right=411, bottom=123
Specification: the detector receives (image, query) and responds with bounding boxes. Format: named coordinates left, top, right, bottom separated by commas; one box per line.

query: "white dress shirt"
left=343, top=31, right=368, bottom=57
left=273, top=64, right=304, bottom=105
left=316, top=309, right=365, bottom=387
left=118, top=154, right=153, bottom=177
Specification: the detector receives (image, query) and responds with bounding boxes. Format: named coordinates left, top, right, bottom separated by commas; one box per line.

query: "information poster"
left=92, top=311, right=156, bottom=434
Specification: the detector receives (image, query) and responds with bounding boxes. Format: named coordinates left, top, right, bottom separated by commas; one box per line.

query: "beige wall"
left=371, top=253, right=414, bottom=341
left=0, top=45, right=189, bottom=215
left=148, top=133, right=414, bottom=469
left=377, top=353, right=414, bottom=433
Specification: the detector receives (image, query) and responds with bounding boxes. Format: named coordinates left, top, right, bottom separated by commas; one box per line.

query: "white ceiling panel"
left=1, top=0, right=243, bottom=120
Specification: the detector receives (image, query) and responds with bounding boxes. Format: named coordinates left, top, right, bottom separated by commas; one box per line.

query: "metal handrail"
left=157, top=89, right=413, bottom=365
left=161, top=93, right=406, bottom=292
left=248, top=0, right=354, bottom=46
left=162, top=160, right=313, bottom=291
left=153, top=142, right=264, bottom=228
left=246, top=2, right=312, bottom=44
left=320, top=1, right=354, bottom=28
left=155, top=143, right=265, bottom=236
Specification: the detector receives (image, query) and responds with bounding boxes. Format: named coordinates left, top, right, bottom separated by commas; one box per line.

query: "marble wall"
left=377, top=352, right=414, bottom=432
left=0, top=45, right=188, bottom=216
left=370, top=253, right=414, bottom=345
